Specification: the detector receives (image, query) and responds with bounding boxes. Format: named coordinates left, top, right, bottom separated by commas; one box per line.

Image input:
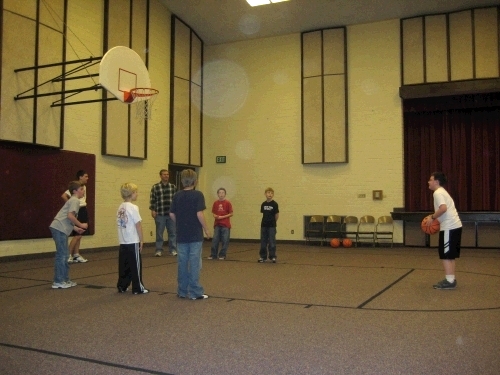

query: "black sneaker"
left=190, top=294, right=208, bottom=300
left=177, top=294, right=186, bottom=299
left=433, top=279, right=457, bottom=290
left=133, top=289, right=149, bottom=294
left=258, top=258, right=265, bottom=263
left=117, top=286, right=128, bottom=293
left=271, top=258, right=276, bottom=263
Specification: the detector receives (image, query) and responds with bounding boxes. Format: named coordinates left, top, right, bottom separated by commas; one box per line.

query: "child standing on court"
left=50, top=181, right=88, bottom=289
left=259, top=187, right=279, bottom=263
left=209, top=188, right=233, bottom=260
left=116, top=183, right=148, bottom=294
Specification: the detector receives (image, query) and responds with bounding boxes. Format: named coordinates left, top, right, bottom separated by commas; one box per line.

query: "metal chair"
left=357, top=215, right=376, bottom=246
left=323, top=215, right=342, bottom=245
left=305, top=215, right=325, bottom=246
left=341, top=216, right=358, bottom=245
left=375, top=216, right=394, bottom=247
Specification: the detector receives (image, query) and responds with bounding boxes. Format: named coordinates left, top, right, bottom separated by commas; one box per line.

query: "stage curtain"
left=404, top=94, right=500, bottom=212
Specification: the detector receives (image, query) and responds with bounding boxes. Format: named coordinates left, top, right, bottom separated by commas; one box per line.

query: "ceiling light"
left=246, top=0, right=289, bottom=6
left=246, top=0, right=270, bottom=6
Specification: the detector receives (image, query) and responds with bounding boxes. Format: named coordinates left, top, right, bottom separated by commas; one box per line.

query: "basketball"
left=342, top=238, right=353, bottom=247
left=330, top=238, right=341, bottom=248
left=421, top=217, right=440, bottom=235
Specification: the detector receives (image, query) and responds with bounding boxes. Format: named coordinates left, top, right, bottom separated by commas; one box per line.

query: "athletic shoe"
left=67, top=256, right=74, bottom=263
left=433, top=279, right=457, bottom=290
left=155, top=251, right=162, bottom=257
left=177, top=294, right=186, bottom=299
left=52, top=282, right=70, bottom=289
left=170, top=251, right=178, bottom=256
left=258, top=258, right=265, bottom=263
left=72, top=255, right=88, bottom=263
left=271, top=258, right=276, bottom=263
left=218, top=257, right=226, bottom=260
left=117, top=286, right=128, bottom=293
left=133, top=289, right=149, bottom=294
left=190, top=294, right=208, bottom=300
left=66, top=280, right=77, bottom=287
left=207, top=256, right=214, bottom=260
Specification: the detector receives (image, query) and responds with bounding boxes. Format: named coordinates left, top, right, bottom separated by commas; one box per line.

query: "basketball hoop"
left=130, top=88, right=159, bottom=120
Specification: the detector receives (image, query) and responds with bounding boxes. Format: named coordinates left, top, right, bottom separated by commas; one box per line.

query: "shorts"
left=438, top=227, right=462, bottom=260
left=71, top=206, right=88, bottom=236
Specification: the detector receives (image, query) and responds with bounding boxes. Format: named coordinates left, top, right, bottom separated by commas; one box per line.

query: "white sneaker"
left=72, top=255, right=88, bottom=263
left=66, top=280, right=77, bottom=287
left=52, top=282, right=70, bottom=289
left=68, top=256, right=74, bottom=263
left=191, top=294, right=208, bottom=300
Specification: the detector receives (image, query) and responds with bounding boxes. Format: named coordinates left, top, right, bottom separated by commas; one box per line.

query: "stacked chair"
left=341, top=216, right=358, bottom=245
left=305, top=215, right=324, bottom=245
left=356, top=215, right=376, bottom=246
left=323, top=215, right=342, bottom=244
left=375, top=215, right=394, bottom=247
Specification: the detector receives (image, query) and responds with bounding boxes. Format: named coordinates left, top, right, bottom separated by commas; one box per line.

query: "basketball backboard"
left=99, top=46, right=151, bottom=103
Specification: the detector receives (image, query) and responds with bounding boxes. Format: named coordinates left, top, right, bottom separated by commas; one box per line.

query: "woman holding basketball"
left=427, top=172, right=462, bottom=290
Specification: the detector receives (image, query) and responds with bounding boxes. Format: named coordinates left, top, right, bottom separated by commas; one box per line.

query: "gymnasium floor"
left=1, top=242, right=499, bottom=375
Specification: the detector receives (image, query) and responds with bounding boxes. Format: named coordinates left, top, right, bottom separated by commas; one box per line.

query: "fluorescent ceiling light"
left=247, top=0, right=270, bottom=6
left=246, top=0, right=290, bottom=6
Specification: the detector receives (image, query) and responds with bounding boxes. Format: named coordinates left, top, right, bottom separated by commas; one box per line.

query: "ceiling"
left=159, top=0, right=497, bottom=45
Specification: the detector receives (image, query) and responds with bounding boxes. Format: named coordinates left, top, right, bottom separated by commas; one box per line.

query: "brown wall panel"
left=402, top=17, right=424, bottom=84
left=474, top=7, right=499, bottom=78
left=131, top=0, right=147, bottom=58
left=303, top=76, right=322, bottom=163
left=425, top=15, right=448, bottom=83
left=108, top=0, right=130, bottom=48
left=449, top=10, right=473, bottom=81
left=191, top=35, right=202, bottom=86
left=302, top=31, right=321, bottom=78
left=172, top=77, right=190, bottom=164
left=190, top=84, right=201, bottom=166
left=174, top=19, right=190, bottom=80
left=0, top=13, right=36, bottom=143
left=323, top=75, right=346, bottom=163
left=105, top=101, right=129, bottom=156
left=323, top=28, right=344, bottom=75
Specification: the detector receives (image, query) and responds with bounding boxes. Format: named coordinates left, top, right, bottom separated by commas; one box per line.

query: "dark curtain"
left=404, top=94, right=500, bottom=212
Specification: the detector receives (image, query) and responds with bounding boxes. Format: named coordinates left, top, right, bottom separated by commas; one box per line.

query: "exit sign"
left=216, top=156, right=226, bottom=164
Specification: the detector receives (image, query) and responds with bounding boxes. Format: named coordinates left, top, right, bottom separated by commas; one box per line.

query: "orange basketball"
left=421, top=217, right=440, bottom=235
left=330, top=238, right=341, bottom=248
left=342, top=238, right=353, bottom=248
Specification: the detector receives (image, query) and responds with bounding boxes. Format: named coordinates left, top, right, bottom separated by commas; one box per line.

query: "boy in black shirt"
left=259, top=187, right=279, bottom=263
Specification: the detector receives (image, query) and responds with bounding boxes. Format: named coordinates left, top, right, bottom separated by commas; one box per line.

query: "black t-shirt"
left=260, top=200, right=279, bottom=227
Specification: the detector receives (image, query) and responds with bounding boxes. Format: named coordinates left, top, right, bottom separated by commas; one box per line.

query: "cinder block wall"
left=200, top=19, right=404, bottom=242
left=0, top=0, right=172, bottom=257
left=0, top=12, right=406, bottom=258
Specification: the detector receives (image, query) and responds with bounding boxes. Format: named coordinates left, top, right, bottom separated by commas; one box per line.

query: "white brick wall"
left=200, top=20, right=405, bottom=243
left=0, top=12, right=407, bottom=258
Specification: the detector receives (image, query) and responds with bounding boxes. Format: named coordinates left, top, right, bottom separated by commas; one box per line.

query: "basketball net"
left=130, top=88, right=159, bottom=120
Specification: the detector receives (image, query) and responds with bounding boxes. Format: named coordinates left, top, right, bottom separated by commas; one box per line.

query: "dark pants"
left=117, top=243, right=147, bottom=293
left=260, top=227, right=277, bottom=260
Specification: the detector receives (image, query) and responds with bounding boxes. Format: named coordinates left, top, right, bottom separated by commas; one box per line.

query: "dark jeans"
left=211, top=226, right=230, bottom=258
left=260, top=227, right=276, bottom=260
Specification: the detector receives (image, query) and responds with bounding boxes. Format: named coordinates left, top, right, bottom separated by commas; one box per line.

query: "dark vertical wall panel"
left=0, top=143, right=95, bottom=240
